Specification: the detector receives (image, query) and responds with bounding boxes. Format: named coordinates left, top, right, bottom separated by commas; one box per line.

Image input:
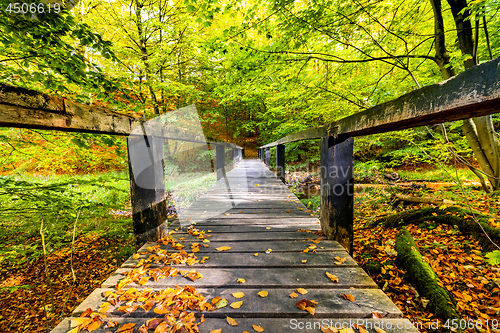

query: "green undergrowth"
left=0, top=171, right=133, bottom=269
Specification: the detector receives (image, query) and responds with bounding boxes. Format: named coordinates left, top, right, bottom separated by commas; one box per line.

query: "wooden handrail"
left=261, top=56, right=500, bottom=148
left=0, top=83, right=242, bottom=149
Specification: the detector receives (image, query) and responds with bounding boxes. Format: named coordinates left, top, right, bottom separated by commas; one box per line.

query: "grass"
left=166, top=171, right=217, bottom=211
left=0, top=171, right=133, bottom=268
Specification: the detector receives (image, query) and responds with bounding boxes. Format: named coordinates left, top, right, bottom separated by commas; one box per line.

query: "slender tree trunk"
left=429, top=0, right=500, bottom=191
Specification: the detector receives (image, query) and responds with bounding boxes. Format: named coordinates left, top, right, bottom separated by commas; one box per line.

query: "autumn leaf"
left=216, top=299, right=228, bottom=308
left=297, top=288, right=308, bottom=295
left=254, top=253, right=259, bottom=256
left=321, top=326, right=339, bottom=333
left=66, top=328, right=79, bottom=333
left=258, top=291, right=268, bottom=297
left=289, top=292, right=298, bottom=298
left=374, top=328, right=388, bottom=333
left=372, top=312, right=382, bottom=319
left=237, top=278, right=246, bottom=283
left=230, top=301, right=243, bottom=308
left=117, top=323, right=136, bottom=332
left=216, top=246, right=231, bottom=251
left=325, top=272, right=339, bottom=283
left=226, top=316, right=238, bottom=326
left=341, top=293, right=355, bottom=302
left=253, top=325, right=264, bottom=332
left=302, top=260, right=307, bottom=264
left=232, top=292, right=245, bottom=298
left=87, top=321, right=101, bottom=332
left=70, top=318, right=92, bottom=328
left=211, top=296, right=221, bottom=304
left=210, top=330, right=222, bottom=333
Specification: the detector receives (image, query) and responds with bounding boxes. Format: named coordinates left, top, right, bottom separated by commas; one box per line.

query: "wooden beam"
left=0, top=83, right=243, bottom=149
left=261, top=56, right=500, bottom=148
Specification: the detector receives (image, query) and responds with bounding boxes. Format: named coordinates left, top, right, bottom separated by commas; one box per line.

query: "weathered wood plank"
left=101, top=266, right=373, bottom=289
left=262, top=56, right=500, bottom=147
left=72, top=288, right=400, bottom=318
left=137, top=240, right=340, bottom=253
left=52, top=317, right=421, bottom=333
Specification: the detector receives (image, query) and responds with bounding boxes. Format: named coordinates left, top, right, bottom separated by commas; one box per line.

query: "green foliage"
left=485, top=251, right=500, bottom=265
left=0, top=172, right=131, bottom=267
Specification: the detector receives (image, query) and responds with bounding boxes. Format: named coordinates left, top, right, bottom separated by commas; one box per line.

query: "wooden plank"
left=101, top=266, right=374, bottom=289
left=120, top=251, right=358, bottom=268
left=137, top=240, right=341, bottom=253
left=71, top=288, right=399, bottom=318
left=261, top=56, right=500, bottom=147
left=52, top=317, right=421, bottom=333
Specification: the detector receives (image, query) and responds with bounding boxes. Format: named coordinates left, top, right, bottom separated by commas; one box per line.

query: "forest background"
left=0, top=0, right=500, bottom=331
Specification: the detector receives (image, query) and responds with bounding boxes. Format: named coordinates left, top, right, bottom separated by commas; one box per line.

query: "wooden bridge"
left=51, top=159, right=418, bottom=333
left=1, top=56, right=499, bottom=332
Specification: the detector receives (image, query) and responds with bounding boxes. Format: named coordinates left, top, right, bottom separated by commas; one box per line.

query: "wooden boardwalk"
left=52, top=159, right=418, bottom=333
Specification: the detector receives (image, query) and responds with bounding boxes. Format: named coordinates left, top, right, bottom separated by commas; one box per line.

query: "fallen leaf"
left=232, top=292, right=245, bottom=298
left=237, top=278, right=246, bottom=283
left=374, top=328, right=388, bottom=333
left=216, top=246, right=231, bottom=251
left=230, top=301, right=243, bottom=308
left=253, top=325, right=264, bottom=332
left=117, top=323, right=137, bottom=332
left=254, top=253, right=259, bottom=256
left=302, top=260, right=307, bottom=264
left=372, top=312, right=382, bottom=318
left=227, top=316, right=238, bottom=326
left=341, top=293, right=355, bottom=302
left=297, top=288, right=308, bottom=295
left=210, top=330, right=222, bottom=333
left=258, top=291, right=268, bottom=297
left=289, top=292, right=298, bottom=298
left=326, top=272, right=339, bottom=283
left=70, top=318, right=92, bottom=328
left=321, top=327, right=339, bottom=333
left=87, top=321, right=101, bottom=332
left=216, top=299, right=228, bottom=308
left=66, top=328, right=79, bottom=333
left=211, top=296, right=221, bottom=304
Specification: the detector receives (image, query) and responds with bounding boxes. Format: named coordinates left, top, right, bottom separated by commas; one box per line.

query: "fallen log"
left=393, top=194, right=457, bottom=206
left=374, top=206, right=500, bottom=250
left=395, top=227, right=460, bottom=322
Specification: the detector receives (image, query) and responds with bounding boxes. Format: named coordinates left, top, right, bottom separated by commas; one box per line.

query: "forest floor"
left=0, top=167, right=499, bottom=332
left=288, top=167, right=500, bottom=332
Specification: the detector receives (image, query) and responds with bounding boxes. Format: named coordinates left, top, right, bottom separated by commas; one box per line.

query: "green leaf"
left=485, top=251, right=500, bottom=265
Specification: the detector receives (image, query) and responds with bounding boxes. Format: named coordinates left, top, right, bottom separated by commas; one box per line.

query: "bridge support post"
left=276, top=144, right=285, bottom=183
left=127, top=135, right=168, bottom=249
left=242, top=148, right=245, bottom=159
left=260, top=148, right=264, bottom=161
left=265, top=147, right=271, bottom=166
left=320, top=136, right=354, bottom=254
left=216, top=144, right=225, bottom=180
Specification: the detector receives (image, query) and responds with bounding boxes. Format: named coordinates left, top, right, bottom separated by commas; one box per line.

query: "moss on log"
left=395, top=227, right=460, bottom=322
left=374, top=206, right=500, bottom=250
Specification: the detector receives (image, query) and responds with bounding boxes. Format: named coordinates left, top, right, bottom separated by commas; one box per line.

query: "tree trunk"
left=431, top=0, right=500, bottom=191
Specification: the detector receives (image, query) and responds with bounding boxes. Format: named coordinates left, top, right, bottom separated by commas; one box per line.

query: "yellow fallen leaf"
left=70, top=318, right=91, bottom=328
left=230, top=301, right=243, bottom=308
left=255, top=184, right=260, bottom=186
left=258, top=291, right=268, bottom=297
left=253, top=325, right=264, bottom=332
left=341, top=293, right=355, bottom=302
left=266, top=227, right=271, bottom=229
left=226, top=316, right=238, bottom=326
left=237, top=278, right=246, bottom=283
left=374, top=328, right=388, bottom=333
left=232, top=292, right=245, bottom=298
left=216, top=246, right=231, bottom=251
left=216, top=299, right=228, bottom=308
left=326, top=272, right=339, bottom=283
left=297, top=288, right=308, bottom=295
left=289, top=292, right=298, bottom=298
left=302, top=248, right=309, bottom=253
left=87, top=321, right=101, bottom=332
left=224, top=213, right=230, bottom=215
left=358, top=326, right=369, bottom=333
left=210, top=329, right=222, bottom=333
left=117, top=323, right=137, bottom=332
left=203, top=239, right=210, bottom=243
left=132, top=253, right=140, bottom=259
left=211, top=296, right=221, bottom=304
left=254, top=253, right=259, bottom=256
left=302, top=260, right=307, bottom=264
left=66, top=328, right=79, bottom=333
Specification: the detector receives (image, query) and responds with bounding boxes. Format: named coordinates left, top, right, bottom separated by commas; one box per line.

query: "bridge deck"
left=52, top=159, right=417, bottom=333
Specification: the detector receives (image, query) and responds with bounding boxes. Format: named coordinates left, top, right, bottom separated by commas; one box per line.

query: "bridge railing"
left=259, top=56, right=500, bottom=254
left=0, top=85, right=244, bottom=248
